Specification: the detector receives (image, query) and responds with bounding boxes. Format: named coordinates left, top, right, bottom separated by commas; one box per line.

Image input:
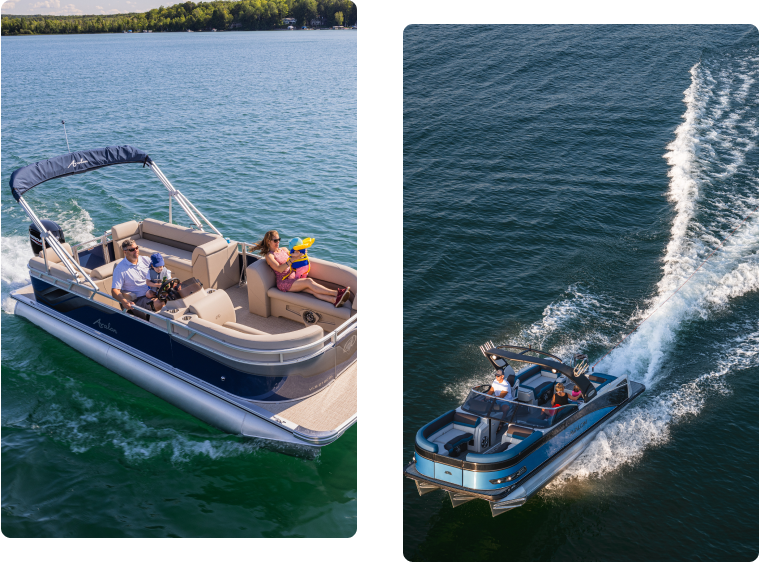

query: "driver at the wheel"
left=112, top=239, right=160, bottom=312
left=145, top=253, right=171, bottom=312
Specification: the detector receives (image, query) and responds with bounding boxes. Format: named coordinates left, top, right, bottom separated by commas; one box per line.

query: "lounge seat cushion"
left=246, top=256, right=357, bottom=319
left=191, top=238, right=238, bottom=290
left=141, top=218, right=219, bottom=250
left=111, top=221, right=142, bottom=259
left=452, top=411, right=480, bottom=427
left=309, top=258, right=358, bottom=311
left=184, top=317, right=324, bottom=361
left=223, top=322, right=267, bottom=335
left=533, top=381, right=555, bottom=405
left=266, top=287, right=352, bottom=321
left=90, top=259, right=123, bottom=280
left=38, top=242, right=74, bottom=263
left=444, top=431, right=473, bottom=452
left=29, top=257, right=90, bottom=281
left=507, top=425, right=534, bottom=441
left=134, top=239, right=193, bottom=268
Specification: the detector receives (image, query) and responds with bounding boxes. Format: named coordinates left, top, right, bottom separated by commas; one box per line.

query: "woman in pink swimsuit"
left=252, top=230, right=351, bottom=307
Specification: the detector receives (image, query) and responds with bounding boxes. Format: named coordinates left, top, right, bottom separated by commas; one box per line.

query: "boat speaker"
left=301, top=310, right=321, bottom=326
left=29, top=220, right=65, bottom=257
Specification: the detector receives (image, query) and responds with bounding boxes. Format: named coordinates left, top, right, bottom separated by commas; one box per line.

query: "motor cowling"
left=29, top=220, right=65, bottom=257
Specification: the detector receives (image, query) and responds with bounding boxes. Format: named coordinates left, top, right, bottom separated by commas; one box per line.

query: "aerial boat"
left=7, top=145, right=357, bottom=448
left=404, top=342, right=644, bottom=516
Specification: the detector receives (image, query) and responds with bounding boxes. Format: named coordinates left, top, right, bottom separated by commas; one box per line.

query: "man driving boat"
left=488, top=367, right=516, bottom=432
left=111, top=239, right=161, bottom=312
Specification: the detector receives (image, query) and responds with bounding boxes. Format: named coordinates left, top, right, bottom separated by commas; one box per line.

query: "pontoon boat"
left=404, top=343, right=643, bottom=515
left=7, top=146, right=357, bottom=447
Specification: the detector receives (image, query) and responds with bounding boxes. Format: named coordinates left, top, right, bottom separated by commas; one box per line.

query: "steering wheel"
left=155, top=278, right=181, bottom=302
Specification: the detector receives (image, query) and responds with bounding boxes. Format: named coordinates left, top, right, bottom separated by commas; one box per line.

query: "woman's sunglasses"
left=271, top=238, right=280, bottom=243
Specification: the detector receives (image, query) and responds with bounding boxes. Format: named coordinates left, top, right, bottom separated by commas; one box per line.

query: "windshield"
left=461, top=385, right=578, bottom=428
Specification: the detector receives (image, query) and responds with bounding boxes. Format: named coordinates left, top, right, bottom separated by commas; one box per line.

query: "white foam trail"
left=25, top=391, right=319, bottom=461
left=545, top=324, right=758, bottom=491
left=56, top=201, right=96, bottom=246
left=1, top=201, right=95, bottom=313
left=540, top=52, right=759, bottom=492
left=1, top=234, right=36, bottom=314
left=449, top=52, right=758, bottom=483
left=598, top=54, right=759, bottom=383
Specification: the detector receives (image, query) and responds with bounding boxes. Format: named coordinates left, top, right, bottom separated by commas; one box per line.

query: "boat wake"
left=1, top=201, right=95, bottom=313
left=541, top=50, right=759, bottom=491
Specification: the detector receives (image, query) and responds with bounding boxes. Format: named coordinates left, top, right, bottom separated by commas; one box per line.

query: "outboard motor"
left=29, top=220, right=65, bottom=256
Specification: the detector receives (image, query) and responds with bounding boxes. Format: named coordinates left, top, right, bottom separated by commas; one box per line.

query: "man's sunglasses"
left=125, top=246, right=139, bottom=252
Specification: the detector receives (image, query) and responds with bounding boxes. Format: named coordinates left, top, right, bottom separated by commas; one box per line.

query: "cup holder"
left=181, top=315, right=194, bottom=321
left=166, top=309, right=179, bottom=314
left=207, top=289, right=216, bottom=294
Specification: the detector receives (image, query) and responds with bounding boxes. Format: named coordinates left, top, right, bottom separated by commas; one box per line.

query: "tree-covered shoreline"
left=1, top=0, right=356, bottom=36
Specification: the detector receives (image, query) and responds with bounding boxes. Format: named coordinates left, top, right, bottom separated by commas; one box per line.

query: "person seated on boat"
left=111, top=239, right=160, bottom=312
left=144, top=253, right=172, bottom=312
left=252, top=230, right=351, bottom=308
left=488, top=368, right=514, bottom=431
left=571, top=384, right=583, bottom=402
left=487, top=368, right=514, bottom=401
left=552, top=383, right=580, bottom=408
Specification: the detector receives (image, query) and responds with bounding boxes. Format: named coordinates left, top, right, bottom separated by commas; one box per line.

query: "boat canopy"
left=485, top=347, right=597, bottom=400
left=10, top=145, right=151, bottom=201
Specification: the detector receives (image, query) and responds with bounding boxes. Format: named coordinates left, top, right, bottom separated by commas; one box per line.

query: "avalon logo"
left=93, top=318, right=117, bottom=334
left=343, top=334, right=357, bottom=353
left=67, top=158, right=89, bottom=169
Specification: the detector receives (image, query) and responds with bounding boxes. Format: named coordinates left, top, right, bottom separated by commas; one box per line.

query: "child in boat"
left=288, top=237, right=313, bottom=280
left=145, top=253, right=172, bottom=304
left=571, top=385, right=583, bottom=401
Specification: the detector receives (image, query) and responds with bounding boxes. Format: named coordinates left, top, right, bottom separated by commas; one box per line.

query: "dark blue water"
left=1, top=31, right=356, bottom=537
left=404, top=25, right=759, bottom=561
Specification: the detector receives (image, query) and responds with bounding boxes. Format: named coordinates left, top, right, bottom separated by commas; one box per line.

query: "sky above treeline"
left=1, top=0, right=162, bottom=16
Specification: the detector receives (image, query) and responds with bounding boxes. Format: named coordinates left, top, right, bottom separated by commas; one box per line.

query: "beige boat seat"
left=245, top=256, right=357, bottom=332
left=29, top=242, right=92, bottom=285
left=110, top=218, right=238, bottom=289
left=183, top=318, right=324, bottom=362
left=89, top=259, right=123, bottom=280
left=188, top=289, right=236, bottom=326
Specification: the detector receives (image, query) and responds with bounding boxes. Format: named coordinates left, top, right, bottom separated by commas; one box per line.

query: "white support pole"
left=148, top=161, right=223, bottom=237
left=175, top=191, right=223, bottom=237
left=169, top=193, right=172, bottom=224
left=147, top=163, right=203, bottom=228
left=19, top=197, right=99, bottom=291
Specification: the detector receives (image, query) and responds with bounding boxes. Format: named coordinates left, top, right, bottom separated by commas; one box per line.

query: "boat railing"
left=237, top=241, right=253, bottom=285
left=70, top=230, right=114, bottom=265
left=26, top=266, right=357, bottom=363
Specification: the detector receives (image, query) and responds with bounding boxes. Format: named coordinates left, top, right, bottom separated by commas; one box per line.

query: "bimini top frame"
left=9, top=145, right=223, bottom=291
left=482, top=344, right=597, bottom=401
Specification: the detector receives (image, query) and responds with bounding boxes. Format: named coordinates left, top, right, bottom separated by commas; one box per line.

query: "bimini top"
left=485, top=346, right=597, bottom=400
left=10, top=145, right=151, bottom=202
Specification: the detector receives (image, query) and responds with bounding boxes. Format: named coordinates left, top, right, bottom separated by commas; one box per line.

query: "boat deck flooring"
left=254, top=361, right=357, bottom=431
left=13, top=284, right=36, bottom=300
left=224, top=284, right=304, bottom=335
